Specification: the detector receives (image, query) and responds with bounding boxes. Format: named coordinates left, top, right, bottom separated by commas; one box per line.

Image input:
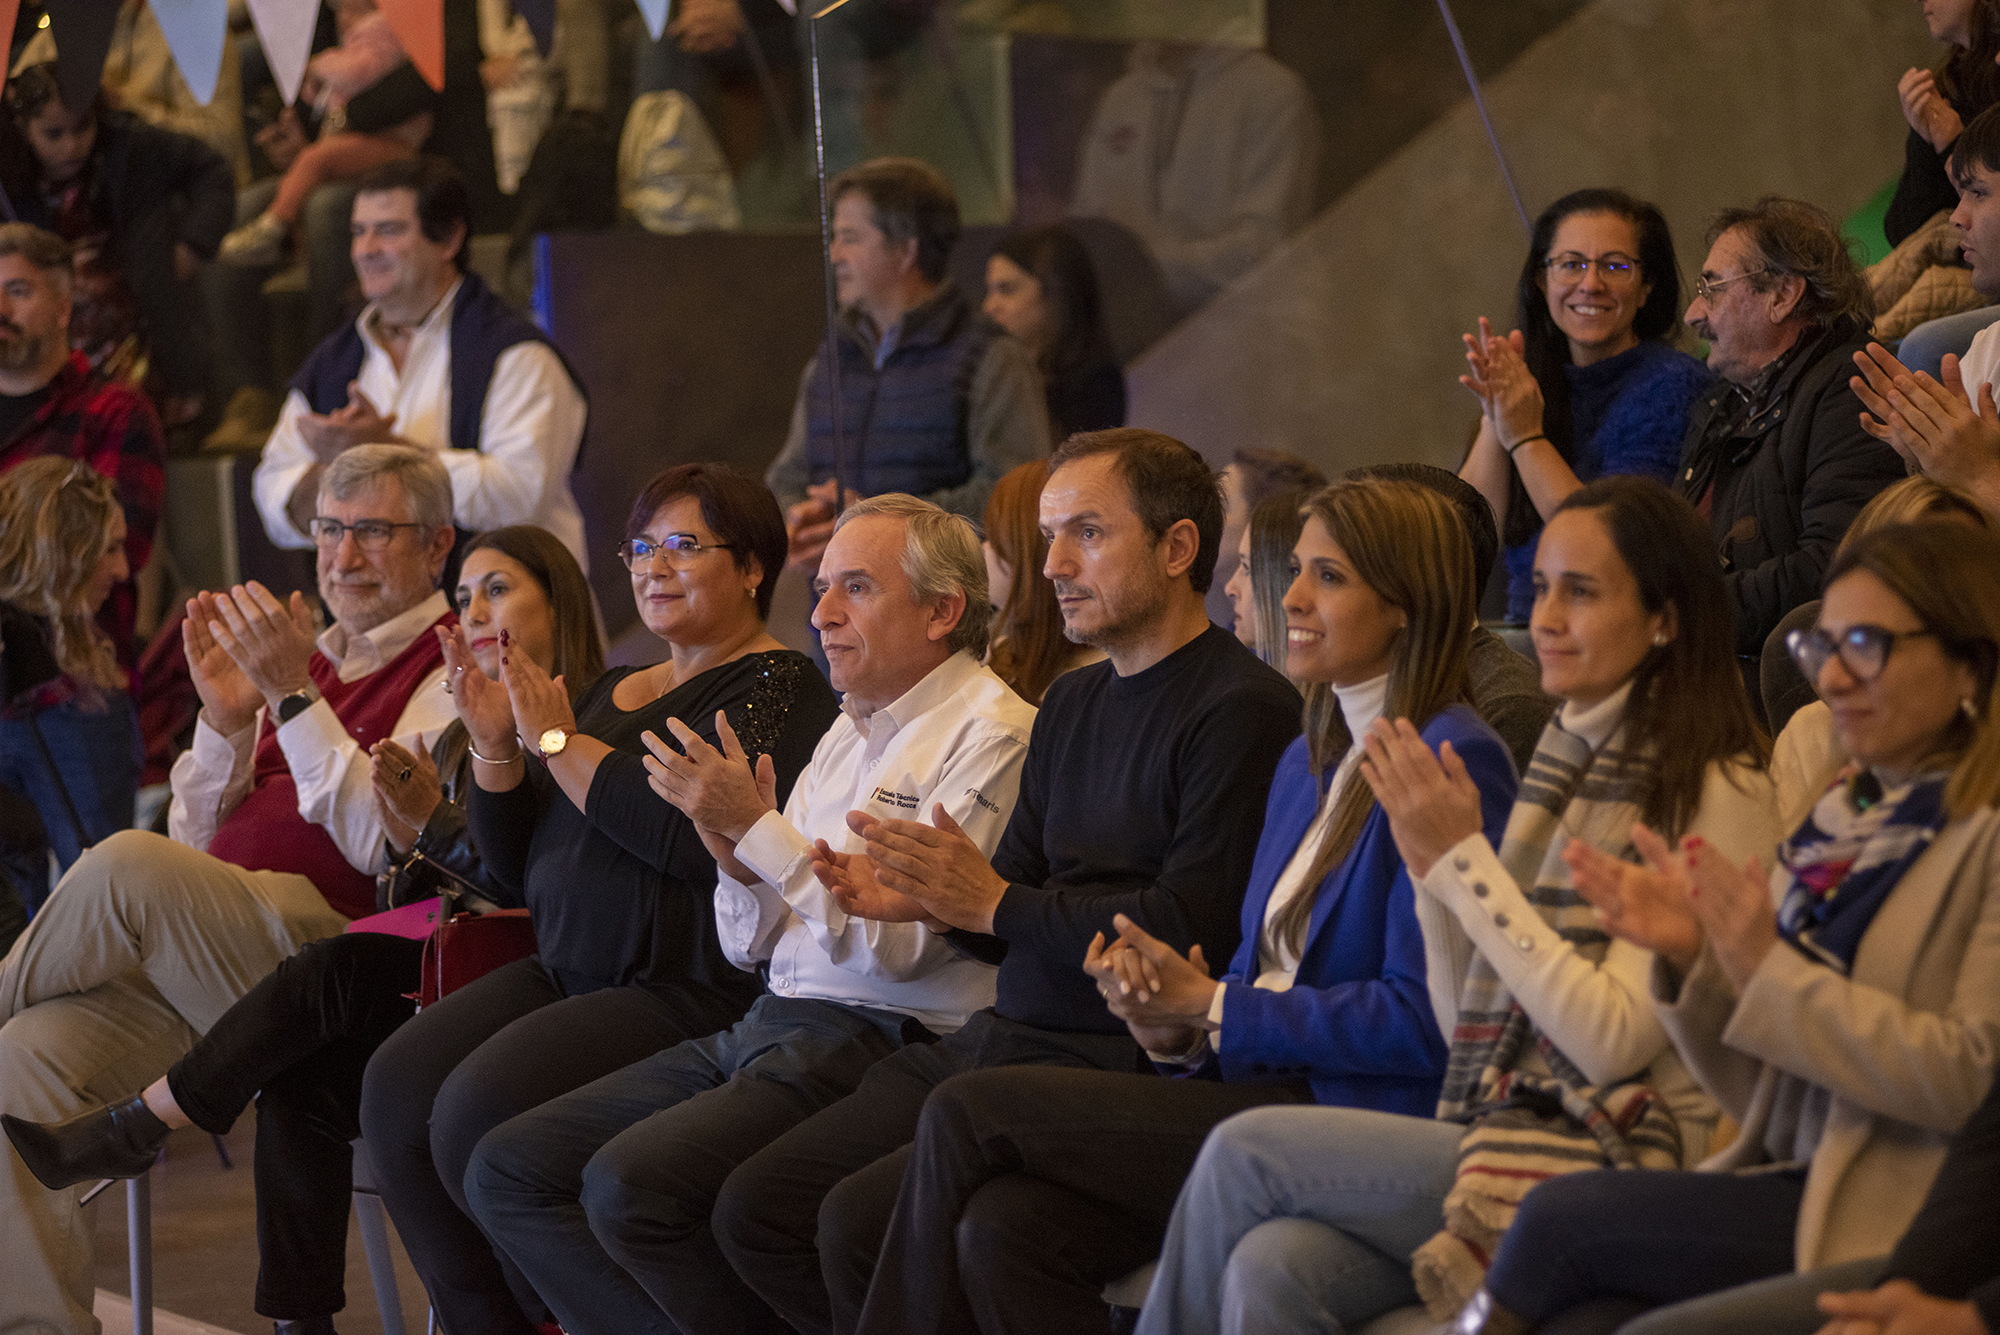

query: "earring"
left=1651, top=632, right=1668, bottom=647
left=1964, top=697, right=1981, bottom=723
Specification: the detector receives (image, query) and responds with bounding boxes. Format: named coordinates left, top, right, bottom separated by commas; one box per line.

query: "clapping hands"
left=1083, top=914, right=1217, bottom=1057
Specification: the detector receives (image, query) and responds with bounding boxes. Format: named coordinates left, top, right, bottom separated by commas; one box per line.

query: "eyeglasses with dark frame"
left=1786, top=623, right=1937, bottom=683
left=1544, top=253, right=1641, bottom=285
left=308, top=517, right=426, bottom=550
left=618, top=534, right=737, bottom=572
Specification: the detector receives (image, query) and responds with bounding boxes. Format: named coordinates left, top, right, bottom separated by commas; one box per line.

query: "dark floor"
left=91, top=1118, right=431, bottom=1335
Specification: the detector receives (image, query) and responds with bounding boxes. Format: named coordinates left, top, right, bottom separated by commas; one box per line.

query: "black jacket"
left=1675, top=317, right=1906, bottom=658
left=378, top=721, right=514, bottom=911
left=2, top=110, right=234, bottom=395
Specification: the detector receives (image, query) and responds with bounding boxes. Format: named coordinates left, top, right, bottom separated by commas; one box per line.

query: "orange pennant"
left=375, top=0, right=444, bottom=92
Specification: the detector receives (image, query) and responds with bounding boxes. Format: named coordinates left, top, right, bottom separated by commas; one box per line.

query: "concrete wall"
left=1128, top=0, right=1938, bottom=475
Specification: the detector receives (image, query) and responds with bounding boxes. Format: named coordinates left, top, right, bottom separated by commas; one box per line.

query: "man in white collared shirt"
left=0, top=445, right=459, bottom=1335
left=462, top=493, right=1034, bottom=1335
left=252, top=157, right=589, bottom=570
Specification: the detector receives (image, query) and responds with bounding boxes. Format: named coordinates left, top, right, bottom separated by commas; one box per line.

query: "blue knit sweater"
left=1502, top=340, right=1712, bottom=619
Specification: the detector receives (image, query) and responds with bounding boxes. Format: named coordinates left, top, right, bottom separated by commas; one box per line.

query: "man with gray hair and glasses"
left=1675, top=196, right=1903, bottom=695
left=458, top=492, right=1036, bottom=1335
left=0, top=443, right=459, bottom=1335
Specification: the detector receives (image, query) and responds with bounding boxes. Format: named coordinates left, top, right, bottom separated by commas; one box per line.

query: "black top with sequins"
left=468, top=650, right=839, bottom=997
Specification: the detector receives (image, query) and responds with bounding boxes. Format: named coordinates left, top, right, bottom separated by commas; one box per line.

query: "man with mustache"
left=0, top=223, right=164, bottom=672
left=715, top=428, right=1303, bottom=1335
left=1673, top=197, right=1902, bottom=699
left=766, top=157, right=1049, bottom=576
left=0, top=444, right=458, bottom=1335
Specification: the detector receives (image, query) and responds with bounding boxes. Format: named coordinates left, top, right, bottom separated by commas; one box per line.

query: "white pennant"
left=246, top=0, right=319, bottom=104
left=149, top=0, right=229, bottom=106
left=634, top=0, right=669, bottom=42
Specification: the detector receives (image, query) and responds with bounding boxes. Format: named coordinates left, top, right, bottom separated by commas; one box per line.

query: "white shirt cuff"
left=735, top=808, right=811, bottom=891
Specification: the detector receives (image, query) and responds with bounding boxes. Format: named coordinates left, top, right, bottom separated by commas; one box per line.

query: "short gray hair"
left=319, top=444, right=454, bottom=534
left=834, top=493, right=990, bottom=657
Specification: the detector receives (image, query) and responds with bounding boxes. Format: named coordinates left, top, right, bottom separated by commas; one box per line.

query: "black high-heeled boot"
left=1, top=1094, right=172, bottom=1190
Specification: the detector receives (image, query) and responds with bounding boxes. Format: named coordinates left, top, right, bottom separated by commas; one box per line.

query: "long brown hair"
left=1938, top=0, right=2000, bottom=117
left=1826, top=524, right=2000, bottom=819
left=983, top=460, right=1068, bottom=705
left=0, top=457, right=124, bottom=691
left=1271, top=479, right=1478, bottom=952
left=1551, top=477, right=1768, bottom=837
left=461, top=526, right=606, bottom=702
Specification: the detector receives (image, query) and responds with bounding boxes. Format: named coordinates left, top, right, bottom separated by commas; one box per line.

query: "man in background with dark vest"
left=768, top=157, right=1049, bottom=573
left=0, top=444, right=458, bottom=1335
left=252, top=157, right=589, bottom=571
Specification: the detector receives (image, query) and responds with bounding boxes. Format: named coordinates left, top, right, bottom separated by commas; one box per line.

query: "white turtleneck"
left=1249, top=672, right=1389, bottom=988
left=1556, top=679, right=1634, bottom=752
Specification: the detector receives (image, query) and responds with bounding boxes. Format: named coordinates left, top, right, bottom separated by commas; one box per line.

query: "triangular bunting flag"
left=245, top=0, right=318, bottom=104
left=634, top=0, right=668, bottom=42
left=0, top=0, right=22, bottom=103
left=149, top=0, right=229, bottom=106
left=43, top=0, right=122, bottom=115
left=376, top=0, right=444, bottom=91
left=513, top=0, right=554, bottom=58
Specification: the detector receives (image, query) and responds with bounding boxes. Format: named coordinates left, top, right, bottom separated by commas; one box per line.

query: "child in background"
left=220, top=0, right=438, bottom=265
left=479, top=0, right=558, bottom=194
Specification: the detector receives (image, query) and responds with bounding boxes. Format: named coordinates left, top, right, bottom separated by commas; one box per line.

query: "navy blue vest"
left=804, top=281, right=996, bottom=498
left=289, top=271, right=584, bottom=454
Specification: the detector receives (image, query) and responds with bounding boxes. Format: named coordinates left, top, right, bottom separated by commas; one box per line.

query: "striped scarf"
left=1411, top=719, right=1684, bottom=1320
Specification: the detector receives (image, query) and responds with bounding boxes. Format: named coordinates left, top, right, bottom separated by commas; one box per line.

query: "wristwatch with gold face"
left=536, top=726, right=576, bottom=760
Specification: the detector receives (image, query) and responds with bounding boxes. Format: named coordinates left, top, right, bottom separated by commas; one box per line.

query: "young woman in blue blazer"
left=841, top=477, right=1523, bottom=1335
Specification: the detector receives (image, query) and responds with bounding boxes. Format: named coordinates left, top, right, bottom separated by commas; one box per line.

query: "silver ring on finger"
left=398, top=767, right=413, bottom=783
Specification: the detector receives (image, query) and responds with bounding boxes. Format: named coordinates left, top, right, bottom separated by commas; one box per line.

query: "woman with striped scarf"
left=1133, top=475, right=1782, bottom=1335
left=1480, top=520, right=2000, bottom=1335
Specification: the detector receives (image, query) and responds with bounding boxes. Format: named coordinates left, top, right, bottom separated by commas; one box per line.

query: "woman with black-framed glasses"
left=1456, top=188, right=1712, bottom=621
left=1477, top=519, right=2000, bottom=1334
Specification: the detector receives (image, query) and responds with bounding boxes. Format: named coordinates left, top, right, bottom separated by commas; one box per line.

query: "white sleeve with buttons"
left=1418, top=832, right=1668, bottom=1088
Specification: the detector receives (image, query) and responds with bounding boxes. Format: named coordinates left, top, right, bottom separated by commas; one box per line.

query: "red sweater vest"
left=206, top=613, right=451, bottom=920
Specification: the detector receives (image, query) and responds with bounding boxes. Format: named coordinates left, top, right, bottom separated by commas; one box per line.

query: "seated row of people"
left=11, top=407, right=1994, bottom=1335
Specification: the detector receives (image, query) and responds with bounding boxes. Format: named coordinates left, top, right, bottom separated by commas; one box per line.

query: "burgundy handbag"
left=418, top=904, right=537, bottom=1008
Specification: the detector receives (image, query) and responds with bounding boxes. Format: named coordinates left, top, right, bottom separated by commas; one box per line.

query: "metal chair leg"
left=127, top=1173, right=153, bottom=1335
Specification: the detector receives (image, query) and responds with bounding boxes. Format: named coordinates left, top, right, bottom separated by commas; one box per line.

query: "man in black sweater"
left=708, top=428, right=1302, bottom=1335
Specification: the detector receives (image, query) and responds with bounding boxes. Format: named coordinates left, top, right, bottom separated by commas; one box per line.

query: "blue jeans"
left=1613, top=1258, right=1889, bottom=1335
left=1897, top=305, right=2000, bottom=381
left=464, top=993, right=927, bottom=1335
left=0, top=694, right=138, bottom=910
left=1485, top=1166, right=1807, bottom=1322
left=1134, top=1105, right=1465, bottom=1335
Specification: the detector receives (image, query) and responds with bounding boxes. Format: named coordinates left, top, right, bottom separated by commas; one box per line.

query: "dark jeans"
left=357, top=956, right=749, bottom=1335
left=713, top=1008, right=1146, bottom=1335
left=0, top=695, right=139, bottom=909
left=1486, top=1165, right=1808, bottom=1322
left=465, top=994, right=934, bottom=1335
left=856, top=1066, right=1313, bottom=1335
left=166, top=932, right=424, bottom=1320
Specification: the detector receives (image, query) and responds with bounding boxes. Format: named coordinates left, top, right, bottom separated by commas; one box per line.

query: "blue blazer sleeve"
left=1208, top=708, right=1519, bottom=1111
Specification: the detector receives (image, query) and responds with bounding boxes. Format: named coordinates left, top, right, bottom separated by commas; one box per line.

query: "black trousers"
left=357, top=956, right=749, bottom=1335
left=713, top=1008, right=1146, bottom=1335
left=166, top=931, right=424, bottom=1320
left=853, top=1066, right=1313, bottom=1335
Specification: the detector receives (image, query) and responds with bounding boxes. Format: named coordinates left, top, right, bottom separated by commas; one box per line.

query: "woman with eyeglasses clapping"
left=1458, top=189, right=1711, bottom=622
left=1490, top=520, right=2000, bottom=1334
left=358, top=464, right=839, bottom=1335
